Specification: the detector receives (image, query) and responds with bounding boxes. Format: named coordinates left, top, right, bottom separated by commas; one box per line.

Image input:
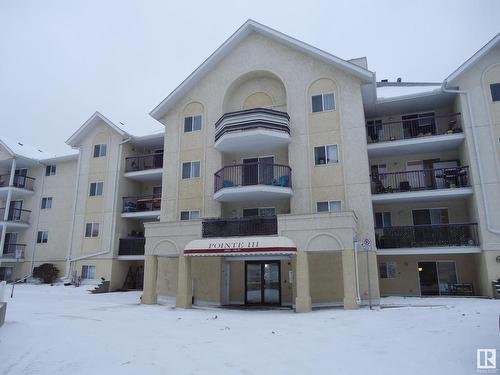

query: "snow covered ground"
left=0, top=284, right=498, bottom=375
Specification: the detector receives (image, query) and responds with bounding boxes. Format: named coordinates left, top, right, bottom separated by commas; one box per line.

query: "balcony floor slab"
left=123, top=168, right=163, bottom=181
left=372, top=187, right=473, bottom=204
left=377, top=246, right=481, bottom=255
left=121, top=210, right=161, bottom=219
left=214, top=185, right=293, bottom=202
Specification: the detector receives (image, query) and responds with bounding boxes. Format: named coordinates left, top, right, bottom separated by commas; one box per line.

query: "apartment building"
left=1, top=20, right=499, bottom=312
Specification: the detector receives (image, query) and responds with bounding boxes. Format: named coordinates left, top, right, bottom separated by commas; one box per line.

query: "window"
left=182, top=161, right=201, bottom=179
left=312, top=92, right=336, bottom=113
left=85, top=223, right=100, bottom=238
left=93, top=144, right=107, bottom=158
left=152, top=186, right=162, bottom=197
left=316, top=200, right=342, bottom=213
left=81, top=265, right=96, bottom=279
left=89, top=182, right=104, bottom=196
left=41, top=197, right=53, bottom=209
left=379, top=262, right=397, bottom=279
left=412, top=208, right=449, bottom=225
left=375, top=212, right=392, bottom=228
left=45, top=165, right=56, bottom=176
left=180, top=210, right=200, bottom=220
left=36, top=231, right=48, bottom=243
left=184, top=115, right=202, bottom=132
left=242, top=207, right=276, bottom=217
left=490, top=83, right=500, bottom=102
left=314, top=145, right=339, bottom=165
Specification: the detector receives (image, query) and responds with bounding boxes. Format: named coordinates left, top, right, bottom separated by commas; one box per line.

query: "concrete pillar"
left=295, top=251, right=312, bottom=313
left=342, top=249, right=360, bottom=309
left=176, top=255, right=192, bottom=309
left=142, top=255, right=158, bottom=304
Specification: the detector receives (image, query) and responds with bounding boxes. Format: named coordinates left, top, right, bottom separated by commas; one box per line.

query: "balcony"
left=202, top=216, right=278, bottom=238
left=214, top=162, right=292, bottom=202
left=0, top=174, right=35, bottom=199
left=1, top=243, right=26, bottom=261
left=124, top=153, right=163, bottom=181
left=121, top=195, right=161, bottom=219
left=371, top=167, right=473, bottom=203
left=366, top=113, right=464, bottom=157
left=375, top=223, right=480, bottom=254
left=214, top=108, right=291, bottom=154
left=0, top=208, right=31, bottom=227
left=118, top=238, right=145, bottom=258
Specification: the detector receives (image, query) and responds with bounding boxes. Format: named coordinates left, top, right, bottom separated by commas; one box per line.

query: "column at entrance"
left=295, top=251, right=312, bottom=313
left=142, top=255, right=158, bottom=304
left=342, top=249, right=360, bottom=309
left=176, top=255, right=192, bottom=309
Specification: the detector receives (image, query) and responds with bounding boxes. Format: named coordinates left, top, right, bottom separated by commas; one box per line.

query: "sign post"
left=362, top=238, right=373, bottom=310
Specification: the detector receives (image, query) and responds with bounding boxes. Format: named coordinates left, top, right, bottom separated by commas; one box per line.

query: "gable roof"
left=0, top=137, right=78, bottom=162
left=66, top=111, right=128, bottom=147
left=445, top=32, right=500, bottom=84
left=150, top=19, right=375, bottom=120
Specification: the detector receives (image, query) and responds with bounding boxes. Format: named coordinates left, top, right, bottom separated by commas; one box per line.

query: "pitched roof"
left=150, top=19, right=374, bottom=120
left=445, top=32, right=500, bottom=84
left=66, top=111, right=128, bottom=147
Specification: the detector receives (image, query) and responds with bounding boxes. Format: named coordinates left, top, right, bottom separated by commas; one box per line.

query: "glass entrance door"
left=418, top=261, right=458, bottom=296
left=245, top=261, right=281, bottom=305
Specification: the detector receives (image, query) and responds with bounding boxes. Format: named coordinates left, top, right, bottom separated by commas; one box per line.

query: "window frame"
left=375, top=211, right=392, bottom=228
left=490, top=83, right=500, bottom=102
left=181, top=161, right=201, bottom=179
left=89, top=181, right=104, bottom=197
left=379, top=261, right=397, bottom=279
left=36, top=231, right=49, bottom=244
left=180, top=210, right=200, bottom=221
left=93, top=144, right=107, bottom=158
left=311, top=92, right=336, bottom=113
left=242, top=207, right=276, bottom=217
left=314, top=144, right=339, bottom=165
left=84, top=222, right=100, bottom=238
left=184, top=114, right=202, bottom=133
left=41, top=197, right=53, bottom=210
left=45, top=165, right=56, bottom=176
left=316, top=200, right=342, bottom=213
left=81, top=265, right=96, bottom=279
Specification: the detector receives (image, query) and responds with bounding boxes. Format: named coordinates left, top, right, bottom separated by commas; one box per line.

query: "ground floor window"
left=379, top=261, right=397, bottom=279
left=180, top=210, right=200, bottom=220
left=0, top=267, right=13, bottom=282
left=242, top=207, right=276, bottom=217
left=81, top=265, right=96, bottom=279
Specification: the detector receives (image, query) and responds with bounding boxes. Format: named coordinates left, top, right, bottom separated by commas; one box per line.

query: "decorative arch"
left=182, top=101, right=205, bottom=117
left=151, top=239, right=179, bottom=257
left=243, top=92, right=274, bottom=109
left=223, top=70, right=287, bottom=113
left=305, top=232, right=345, bottom=252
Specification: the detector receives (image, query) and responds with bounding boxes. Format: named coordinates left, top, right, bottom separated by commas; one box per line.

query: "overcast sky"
left=1, top=0, right=499, bottom=155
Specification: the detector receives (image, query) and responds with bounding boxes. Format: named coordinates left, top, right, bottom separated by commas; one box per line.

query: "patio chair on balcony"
left=373, top=180, right=392, bottom=194
left=272, top=175, right=289, bottom=187
left=399, top=181, right=411, bottom=192
left=223, top=180, right=234, bottom=188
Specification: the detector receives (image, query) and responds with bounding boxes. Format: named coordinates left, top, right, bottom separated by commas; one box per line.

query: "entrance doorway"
left=418, top=261, right=458, bottom=295
left=245, top=261, right=281, bottom=305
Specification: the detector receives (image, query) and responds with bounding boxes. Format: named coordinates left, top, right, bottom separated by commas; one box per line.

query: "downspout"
left=64, top=150, right=82, bottom=279
left=442, top=81, right=500, bottom=235
left=30, top=163, right=46, bottom=273
left=66, top=138, right=130, bottom=267
left=353, top=240, right=361, bottom=304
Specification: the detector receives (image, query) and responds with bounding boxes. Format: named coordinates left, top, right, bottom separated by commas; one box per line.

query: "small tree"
left=33, top=263, right=59, bottom=284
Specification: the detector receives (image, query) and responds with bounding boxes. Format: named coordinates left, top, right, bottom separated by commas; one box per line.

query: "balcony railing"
left=215, top=108, right=290, bottom=142
left=214, top=162, right=292, bottom=193
left=371, top=166, right=470, bottom=194
left=202, top=216, right=278, bottom=238
left=122, top=194, right=161, bottom=213
left=0, top=208, right=31, bottom=223
left=2, top=244, right=26, bottom=259
left=118, top=238, right=145, bottom=256
left=375, top=223, right=479, bottom=249
left=125, top=152, right=163, bottom=172
left=366, top=113, right=462, bottom=143
left=0, top=174, right=35, bottom=191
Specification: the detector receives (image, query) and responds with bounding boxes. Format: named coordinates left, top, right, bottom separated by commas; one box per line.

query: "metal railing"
left=118, top=238, right=145, bottom=256
left=2, top=244, right=26, bottom=259
left=202, top=216, right=278, bottom=238
left=214, top=108, right=290, bottom=142
left=122, top=194, right=161, bottom=213
left=371, top=166, right=470, bottom=194
left=366, top=113, right=462, bottom=143
left=375, top=223, right=479, bottom=249
left=125, top=152, right=163, bottom=172
left=214, top=162, right=292, bottom=193
left=0, top=208, right=31, bottom=223
left=0, top=174, right=35, bottom=191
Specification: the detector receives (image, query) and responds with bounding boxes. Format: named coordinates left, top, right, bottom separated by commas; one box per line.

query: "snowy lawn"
left=0, top=284, right=498, bottom=375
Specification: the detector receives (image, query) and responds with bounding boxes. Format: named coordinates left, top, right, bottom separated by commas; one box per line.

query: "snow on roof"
left=376, top=85, right=442, bottom=101
left=0, top=137, right=77, bottom=161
